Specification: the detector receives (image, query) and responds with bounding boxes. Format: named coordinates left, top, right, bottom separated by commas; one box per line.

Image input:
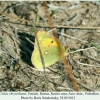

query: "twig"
left=83, top=54, right=100, bottom=64
left=26, top=37, right=34, bottom=45
left=56, top=87, right=74, bottom=91
left=0, top=28, right=2, bottom=56
left=2, top=47, right=16, bottom=59
left=11, top=35, right=19, bottom=54
left=60, top=32, right=88, bottom=43
left=54, top=25, right=100, bottom=29
left=30, top=67, right=50, bottom=72
left=1, top=26, right=32, bottom=65
left=0, top=11, right=32, bottom=23
left=69, top=47, right=96, bottom=54
left=49, top=80, right=74, bottom=91
left=1, top=11, right=100, bottom=29
left=35, top=30, right=48, bottom=91
left=76, top=62, right=100, bottom=67
left=43, top=1, right=79, bottom=91
left=77, top=81, right=95, bottom=91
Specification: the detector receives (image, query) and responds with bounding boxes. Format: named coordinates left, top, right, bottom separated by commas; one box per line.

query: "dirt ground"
left=0, top=1, right=100, bottom=91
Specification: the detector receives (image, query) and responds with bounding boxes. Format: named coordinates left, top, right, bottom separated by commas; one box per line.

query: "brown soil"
left=0, top=1, right=100, bottom=91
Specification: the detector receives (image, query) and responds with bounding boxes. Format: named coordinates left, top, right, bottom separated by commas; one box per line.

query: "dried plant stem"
left=43, top=1, right=79, bottom=91
left=0, top=12, right=32, bottom=23
left=0, top=28, right=2, bottom=56
left=63, top=57, right=79, bottom=91
left=1, top=11, right=100, bottom=29
left=69, top=47, right=96, bottom=54
left=60, top=32, right=88, bottom=43
left=54, top=25, right=100, bottom=29
left=77, top=81, right=95, bottom=91
left=76, top=62, right=100, bottom=67
left=35, top=31, right=48, bottom=91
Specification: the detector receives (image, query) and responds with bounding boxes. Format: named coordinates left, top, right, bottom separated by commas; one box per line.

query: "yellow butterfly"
left=31, top=30, right=67, bottom=69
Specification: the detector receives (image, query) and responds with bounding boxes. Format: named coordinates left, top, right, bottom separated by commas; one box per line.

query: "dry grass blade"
left=0, top=28, right=2, bottom=56
left=34, top=30, right=48, bottom=91
left=1, top=12, right=100, bottom=30
left=43, top=1, right=79, bottom=91
left=63, top=58, right=79, bottom=91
